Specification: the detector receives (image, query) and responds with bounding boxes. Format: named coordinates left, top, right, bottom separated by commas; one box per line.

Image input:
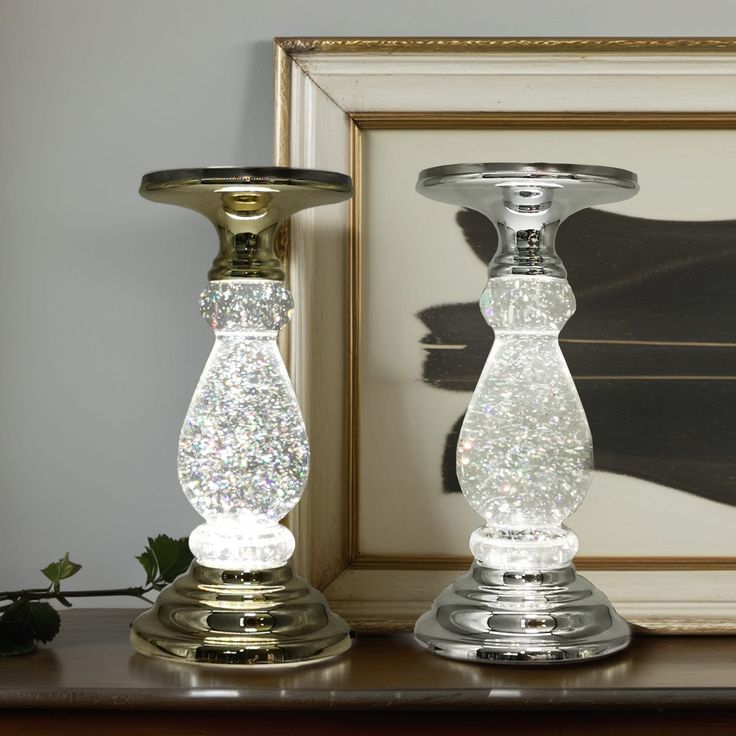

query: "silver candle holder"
left=414, top=163, right=637, bottom=663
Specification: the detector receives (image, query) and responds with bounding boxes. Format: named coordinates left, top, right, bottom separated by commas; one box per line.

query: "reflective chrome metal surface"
left=131, top=562, right=352, bottom=665
left=414, top=563, right=630, bottom=664
left=417, top=162, right=638, bottom=278
left=414, top=162, right=636, bottom=664
left=140, top=167, right=353, bottom=281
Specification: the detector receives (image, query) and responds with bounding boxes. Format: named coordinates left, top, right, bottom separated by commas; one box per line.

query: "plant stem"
left=0, top=587, right=151, bottom=601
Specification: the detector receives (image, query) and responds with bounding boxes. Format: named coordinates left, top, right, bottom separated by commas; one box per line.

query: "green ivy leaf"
left=28, top=602, right=60, bottom=643
left=40, top=562, right=61, bottom=584
left=41, top=553, right=82, bottom=584
left=0, top=600, right=35, bottom=656
left=2, top=598, right=31, bottom=624
left=0, top=633, right=36, bottom=656
left=0, top=599, right=61, bottom=646
left=147, top=535, right=193, bottom=583
left=135, top=548, right=158, bottom=586
left=0, top=622, right=35, bottom=656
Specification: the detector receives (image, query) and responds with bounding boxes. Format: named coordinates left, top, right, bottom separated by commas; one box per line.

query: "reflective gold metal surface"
left=131, top=562, right=352, bottom=665
left=139, top=167, right=352, bottom=281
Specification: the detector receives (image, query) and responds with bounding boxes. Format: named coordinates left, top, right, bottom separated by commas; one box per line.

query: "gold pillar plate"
left=139, top=166, right=352, bottom=281
left=131, top=562, right=352, bottom=666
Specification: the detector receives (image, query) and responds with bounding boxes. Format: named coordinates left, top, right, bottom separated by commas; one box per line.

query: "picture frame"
left=274, top=37, right=736, bottom=632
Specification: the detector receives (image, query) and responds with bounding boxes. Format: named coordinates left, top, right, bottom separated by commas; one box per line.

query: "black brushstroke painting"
left=419, top=208, right=736, bottom=506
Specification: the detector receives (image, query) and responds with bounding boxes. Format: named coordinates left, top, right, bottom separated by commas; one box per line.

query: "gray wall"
left=0, top=0, right=734, bottom=602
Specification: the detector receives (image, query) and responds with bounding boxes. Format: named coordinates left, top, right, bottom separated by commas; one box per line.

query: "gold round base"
left=131, top=562, right=352, bottom=666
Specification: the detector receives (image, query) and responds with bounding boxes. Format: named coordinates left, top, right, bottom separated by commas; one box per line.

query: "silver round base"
left=414, top=563, right=630, bottom=664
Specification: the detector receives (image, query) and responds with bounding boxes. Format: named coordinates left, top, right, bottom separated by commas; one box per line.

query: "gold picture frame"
left=275, top=37, right=736, bottom=632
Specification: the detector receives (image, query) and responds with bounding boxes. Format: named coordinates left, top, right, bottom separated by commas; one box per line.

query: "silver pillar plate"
left=414, top=564, right=630, bottom=664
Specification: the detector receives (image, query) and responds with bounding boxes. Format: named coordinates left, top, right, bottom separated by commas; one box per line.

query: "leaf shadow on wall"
left=417, top=208, right=736, bottom=506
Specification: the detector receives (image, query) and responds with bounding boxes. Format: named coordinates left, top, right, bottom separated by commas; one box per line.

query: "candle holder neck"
left=211, top=224, right=284, bottom=281
left=490, top=219, right=566, bottom=278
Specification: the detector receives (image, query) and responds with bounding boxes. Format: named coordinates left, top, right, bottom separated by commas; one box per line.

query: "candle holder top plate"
left=417, top=161, right=638, bottom=216
left=140, top=166, right=353, bottom=281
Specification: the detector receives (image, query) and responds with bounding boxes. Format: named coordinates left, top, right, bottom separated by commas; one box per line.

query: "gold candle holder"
left=131, top=167, right=352, bottom=665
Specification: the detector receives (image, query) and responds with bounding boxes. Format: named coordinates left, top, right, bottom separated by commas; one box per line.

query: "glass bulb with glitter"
left=460, top=275, right=592, bottom=571
left=180, top=279, right=308, bottom=569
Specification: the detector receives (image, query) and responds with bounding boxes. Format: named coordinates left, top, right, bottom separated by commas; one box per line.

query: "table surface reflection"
left=1, top=609, right=735, bottom=710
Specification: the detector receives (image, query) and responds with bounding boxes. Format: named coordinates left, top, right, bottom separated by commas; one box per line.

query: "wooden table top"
left=1, top=609, right=736, bottom=711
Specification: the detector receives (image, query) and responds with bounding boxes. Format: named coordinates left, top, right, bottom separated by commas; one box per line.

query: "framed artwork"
left=274, top=37, right=736, bottom=632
